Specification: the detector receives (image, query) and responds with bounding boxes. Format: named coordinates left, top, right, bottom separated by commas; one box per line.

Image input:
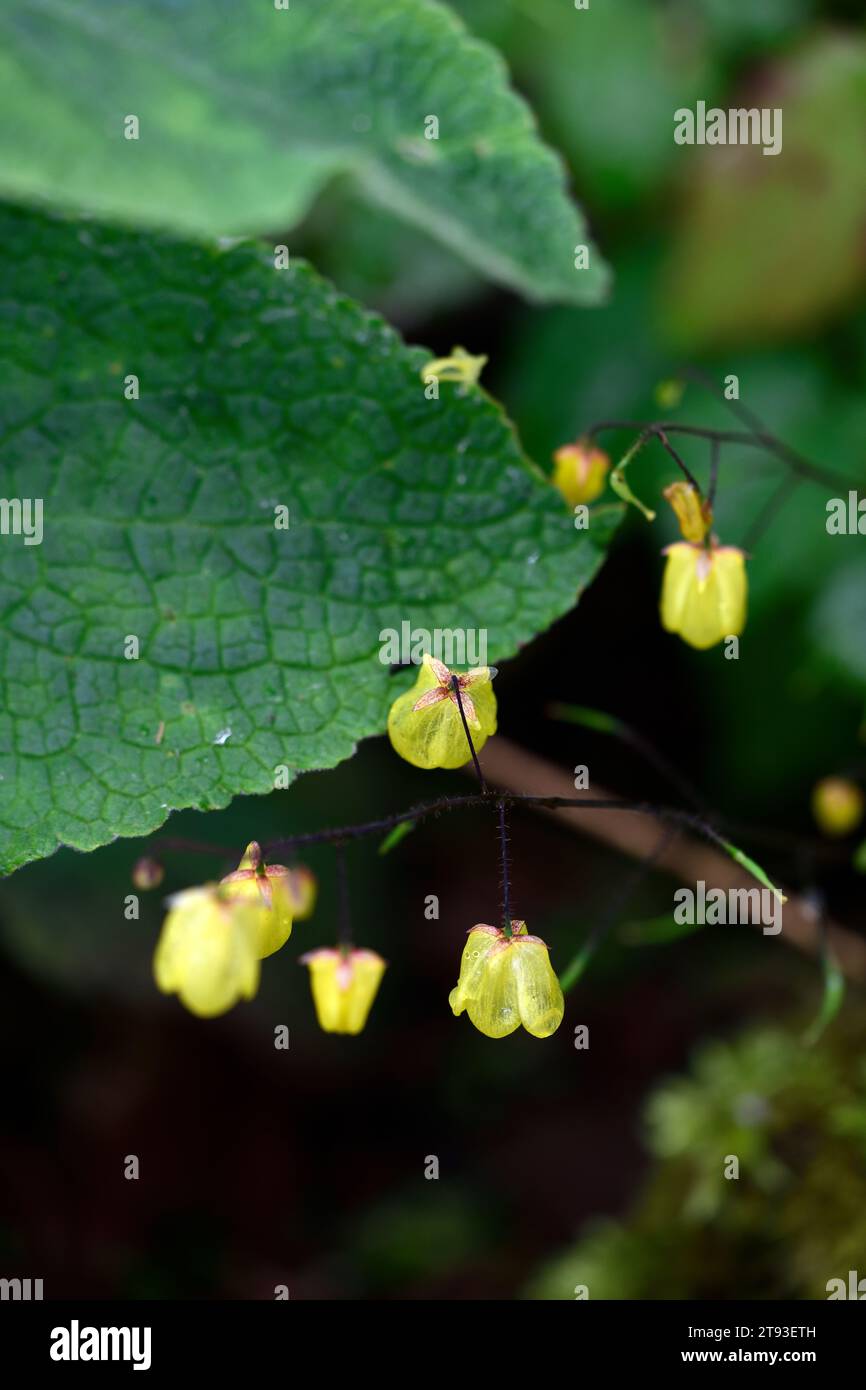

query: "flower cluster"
left=147, top=653, right=571, bottom=1040
left=153, top=841, right=337, bottom=1021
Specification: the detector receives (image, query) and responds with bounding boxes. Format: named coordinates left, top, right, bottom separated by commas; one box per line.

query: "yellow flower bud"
left=220, top=841, right=294, bottom=958
left=663, top=481, right=712, bottom=543
left=285, top=865, right=318, bottom=921
left=153, top=885, right=261, bottom=1018
left=812, top=777, right=864, bottom=837
left=654, top=378, right=685, bottom=410
left=552, top=439, right=610, bottom=506
left=300, top=947, right=387, bottom=1034
left=660, top=541, right=747, bottom=650
left=387, top=653, right=497, bottom=770
left=449, top=921, right=564, bottom=1039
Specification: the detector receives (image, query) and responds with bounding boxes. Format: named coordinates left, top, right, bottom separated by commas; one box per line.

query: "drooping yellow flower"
left=663, top=480, right=712, bottom=544
left=387, top=653, right=497, bottom=770
left=220, top=841, right=294, bottom=958
left=812, top=777, right=864, bottom=837
left=552, top=439, right=610, bottom=506
left=300, top=947, right=387, bottom=1034
left=153, top=885, right=262, bottom=1018
left=449, top=921, right=564, bottom=1039
left=660, top=541, right=747, bottom=650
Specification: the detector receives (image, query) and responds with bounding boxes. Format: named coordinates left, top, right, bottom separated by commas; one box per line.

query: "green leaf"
left=619, top=914, right=705, bottom=946
left=455, top=0, right=716, bottom=214
left=547, top=702, right=622, bottom=736
left=0, top=0, right=609, bottom=306
left=802, top=941, right=845, bottom=1048
left=378, top=821, right=416, bottom=856
left=0, top=205, right=618, bottom=876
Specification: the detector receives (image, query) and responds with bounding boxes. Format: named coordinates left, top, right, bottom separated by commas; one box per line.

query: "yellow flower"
left=449, top=921, right=564, bottom=1039
left=663, top=480, right=712, bottom=544
left=660, top=541, right=747, bottom=650
left=419, top=345, right=487, bottom=388
left=153, top=885, right=262, bottom=1018
left=552, top=439, right=610, bottom=506
left=300, top=947, right=387, bottom=1034
left=387, top=653, right=497, bottom=770
left=812, top=777, right=864, bottom=837
left=220, top=841, right=294, bottom=958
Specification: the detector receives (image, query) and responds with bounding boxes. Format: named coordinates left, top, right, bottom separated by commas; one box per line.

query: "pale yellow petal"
left=465, top=942, right=521, bottom=1038
left=449, top=926, right=502, bottom=1016
left=513, top=940, right=564, bottom=1038
left=341, top=951, right=387, bottom=1034
left=713, top=547, right=747, bottom=639
left=154, top=888, right=260, bottom=1018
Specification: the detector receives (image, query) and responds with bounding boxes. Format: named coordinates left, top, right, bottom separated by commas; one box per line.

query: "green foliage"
left=454, top=0, right=714, bottom=212
left=0, top=0, right=608, bottom=305
left=0, top=204, right=618, bottom=875
left=526, top=1022, right=866, bottom=1299
left=664, top=35, right=866, bottom=347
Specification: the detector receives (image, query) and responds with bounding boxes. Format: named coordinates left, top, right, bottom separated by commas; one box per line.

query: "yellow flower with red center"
left=449, top=921, right=564, bottom=1039
left=387, top=653, right=497, bottom=770
left=552, top=439, right=610, bottom=506
left=300, top=947, right=387, bottom=1034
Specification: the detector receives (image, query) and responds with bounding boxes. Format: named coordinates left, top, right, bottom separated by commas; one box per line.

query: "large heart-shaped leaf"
left=0, top=205, right=618, bottom=875
left=0, top=0, right=608, bottom=306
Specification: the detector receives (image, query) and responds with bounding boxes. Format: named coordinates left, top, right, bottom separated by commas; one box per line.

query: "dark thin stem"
left=680, top=365, right=778, bottom=444
left=263, top=792, right=729, bottom=857
left=587, top=419, right=850, bottom=492
left=451, top=674, right=487, bottom=792
left=652, top=426, right=702, bottom=493
left=549, top=702, right=708, bottom=815
left=708, top=437, right=720, bottom=508
left=145, top=789, right=785, bottom=912
left=743, top=473, right=801, bottom=551
left=335, top=840, right=352, bottom=949
left=498, top=799, right=512, bottom=935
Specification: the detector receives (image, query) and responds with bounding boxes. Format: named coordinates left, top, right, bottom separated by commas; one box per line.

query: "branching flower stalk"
left=148, top=378, right=840, bottom=1032
left=150, top=793, right=786, bottom=902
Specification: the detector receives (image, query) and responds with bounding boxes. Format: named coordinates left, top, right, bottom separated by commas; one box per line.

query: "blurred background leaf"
left=0, top=0, right=609, bottom=304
